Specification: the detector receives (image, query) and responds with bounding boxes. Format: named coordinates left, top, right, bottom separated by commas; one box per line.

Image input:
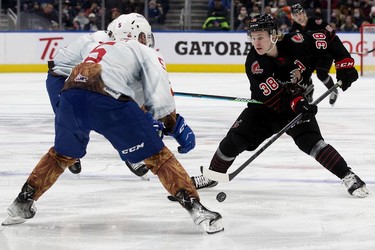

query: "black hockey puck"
left=216, top=192, right=226, bottom=202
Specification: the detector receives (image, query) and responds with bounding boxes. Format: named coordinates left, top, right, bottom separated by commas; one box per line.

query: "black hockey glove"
left=335, top=58, right=358, bottom=91
left=290, top=96, right=317, bottom=120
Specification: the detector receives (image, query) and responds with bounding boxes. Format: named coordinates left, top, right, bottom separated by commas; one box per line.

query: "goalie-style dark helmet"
left=248, top=14, right=278, bottom=34
left=291, top=3, right=304, bottom=14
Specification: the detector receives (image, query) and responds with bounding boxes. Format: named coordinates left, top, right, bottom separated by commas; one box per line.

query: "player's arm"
left=141, top=48, right=195, bottom=154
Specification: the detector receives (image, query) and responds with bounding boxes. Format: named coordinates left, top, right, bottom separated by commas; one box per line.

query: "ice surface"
left=0, top=73, right=374, bottom=250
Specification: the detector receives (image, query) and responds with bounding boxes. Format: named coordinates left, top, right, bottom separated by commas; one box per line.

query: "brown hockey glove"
left=335, top=58, right=358, bottom=91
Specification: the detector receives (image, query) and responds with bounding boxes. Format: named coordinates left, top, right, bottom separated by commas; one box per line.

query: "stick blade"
left=200, top=166, right=230, bottom=183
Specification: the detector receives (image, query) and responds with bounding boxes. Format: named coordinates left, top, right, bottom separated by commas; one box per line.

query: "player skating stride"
left=193, top=13, right=369, bottom=198
left=2, top=14, right=224, bottom=234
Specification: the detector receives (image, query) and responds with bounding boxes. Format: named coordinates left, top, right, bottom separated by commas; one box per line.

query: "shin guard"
left=26, top=147, right=77, bottom=200
left=144, top=146, right=199, bottom=200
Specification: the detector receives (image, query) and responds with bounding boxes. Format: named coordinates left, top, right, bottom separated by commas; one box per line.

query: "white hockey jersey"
left=52, top=31, right=113, bottom=77
left=84, top=39, right=175, bottom=120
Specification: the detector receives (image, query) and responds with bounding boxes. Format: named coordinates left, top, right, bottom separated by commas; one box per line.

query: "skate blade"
left=140, top=174, right=150, bottom=181
left=2, top=215, right=27, bottom=226
left=200, top=218, right=224, bottom=234
left=352, top=186, right=370, bottom=198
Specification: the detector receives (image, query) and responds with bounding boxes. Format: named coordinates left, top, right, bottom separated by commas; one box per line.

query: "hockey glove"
left=290, top=96, right=318, bottom=120
left=168, top=114, right=195, bottom=154
left=146, top=112, right=165, bottom=139
left=335, top=58, right=358, bottom=91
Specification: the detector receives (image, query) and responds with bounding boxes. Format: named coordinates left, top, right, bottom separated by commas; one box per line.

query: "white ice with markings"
left=0, top=73, right=374, bottom=250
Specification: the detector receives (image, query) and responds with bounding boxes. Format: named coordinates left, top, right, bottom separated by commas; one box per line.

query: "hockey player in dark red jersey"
left=192, top=13, right=369, bottom=198
left=290, top=3, right=338, bottom=106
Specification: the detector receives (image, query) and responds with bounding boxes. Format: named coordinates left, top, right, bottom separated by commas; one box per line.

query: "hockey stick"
left=202, top=81, right=342, bottom=183
left=173, top=91, right=258, bottom=103
left=351, top=48, right=375, bottom=55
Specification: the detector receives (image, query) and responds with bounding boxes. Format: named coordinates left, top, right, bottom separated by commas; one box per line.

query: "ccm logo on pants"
left=121, top=142, right=145, bottom=154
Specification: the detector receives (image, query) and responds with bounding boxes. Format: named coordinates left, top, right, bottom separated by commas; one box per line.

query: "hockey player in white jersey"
left=2, top=13, right=224, bottom=234
left=47, top=19, right=150, bottom=179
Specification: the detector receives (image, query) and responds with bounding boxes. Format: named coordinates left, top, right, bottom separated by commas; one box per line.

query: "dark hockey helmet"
left=291, top=3, right=304, bottom=14
left=248, top=14, right=278, bottom=34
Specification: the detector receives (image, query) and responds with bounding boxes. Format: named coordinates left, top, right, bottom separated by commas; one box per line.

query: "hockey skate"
left=329, top=88, right=338, bottom=106
left=191, top=175, right=218, bottom=190
left=2, top=198, right=36, bottom=226
left=342, top=171, right=369, bottom=198
left=176, top=190, right=224, bottom=234
left=68, top=159, right=81, bottom=174
left=125, top=161, right=149, bottom=180
left=2, top=182, right=37, bottom=226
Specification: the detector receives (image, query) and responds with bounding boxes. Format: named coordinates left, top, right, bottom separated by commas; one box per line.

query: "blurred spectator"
left=85, top=1, right=101, bottom=18
left=37, top=3, right=58, bottom=30
left=249, top=4, right=261, bottom=18
left=111, top=8, right=122, bottom=21
left=359, top=0, right=372, bottom=18
left=84, top=1, right=102, bottom=27
left=73, top=9, right=89, bottom=30
left=208, top=0, right=231, bottom=10
left=340, top=15, right=359, bottom=32
left=275, top=0, right=292, bottom=33
left=352, top=7, right=365, bottom=28
left=232, top=0, right=243, bottom=18
left=157, top=0, right=170, bottom=24
left=83, top=13, right=99, bottom=31
left=370, top=6, right=375, bottom=24
left=236, top=15, right=252, bottom=31
left=71, top=19, right=82, bottom=31
left=61, top=0, right=74, bottom=30
left=264, top=5, right=273, bottom=15
left=148, top=0, right=164, bottom=27
left=202, top=0, right=230, bottom=31
left=50, top=20, right=59, bottom=31
left=234, top=6, right=248, bottom=30
left=331, top=8, right=345, bottom=28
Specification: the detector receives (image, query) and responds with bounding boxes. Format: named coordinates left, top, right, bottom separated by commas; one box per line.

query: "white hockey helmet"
left=107, top=19, right=117, bottom=39
left=113, top=13, right=155, bottom=48
left=90, top=30, right=114, bottom=43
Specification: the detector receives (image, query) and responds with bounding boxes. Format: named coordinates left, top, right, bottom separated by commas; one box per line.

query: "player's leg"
left=287, top=117, right=369, bottom=197
left=45, top=72, right=83, bottom=175
left=100, top=100, right=223, bottom=233
left=2, top=147, right=78, bottom=226
left=192, top=105, right=277, bottom=189
left=3, top=89, right=91, bottom=226
left=145, top=147, right=223, bottom=234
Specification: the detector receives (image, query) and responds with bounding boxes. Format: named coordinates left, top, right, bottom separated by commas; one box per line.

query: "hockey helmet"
left=291, top=3, right=304, bottom=14
left=106, top=19, right=117, bottom=39
left=90, top=30, right=114, bottom=43
left=113, top=13, right=154, bottom=48
left=248, top=14, right=278, bottom=34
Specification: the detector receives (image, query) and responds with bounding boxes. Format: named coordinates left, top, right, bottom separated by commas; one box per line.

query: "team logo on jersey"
left=251, top=61, right=263, bottom=74
left=74, top=73, right=88, bottom=83
left=232, top=119, right=242, bottom=129
left=291, top=33, right=304, bottom=43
